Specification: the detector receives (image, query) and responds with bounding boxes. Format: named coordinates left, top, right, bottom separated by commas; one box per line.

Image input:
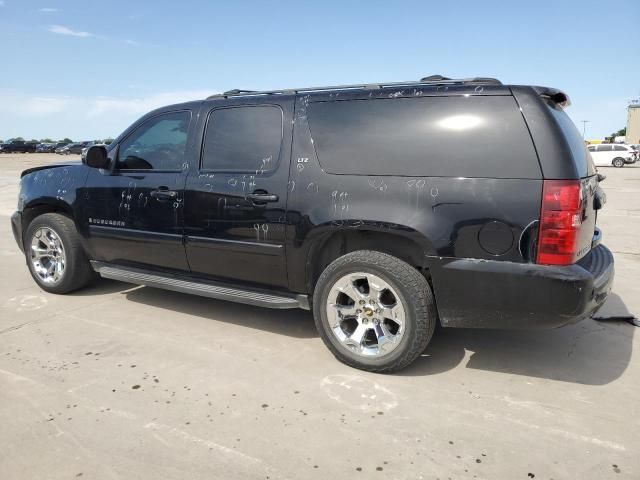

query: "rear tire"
left=313, top=250, right=436, bottom=373
left=24, top=213, right=96, bottom=294
left=612, top=157, right=625, bottom=168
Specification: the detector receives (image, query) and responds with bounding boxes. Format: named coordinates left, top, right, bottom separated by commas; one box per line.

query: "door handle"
left=247, top=192, right=279, bottom=204
left=150, top=188, right=178, bottom=201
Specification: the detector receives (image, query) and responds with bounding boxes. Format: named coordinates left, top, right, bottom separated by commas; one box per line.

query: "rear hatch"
left=536, top=97, right=601, bottom=265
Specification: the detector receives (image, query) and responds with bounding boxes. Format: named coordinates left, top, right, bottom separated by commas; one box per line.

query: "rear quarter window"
left=307, top=96, right=541, bottom=178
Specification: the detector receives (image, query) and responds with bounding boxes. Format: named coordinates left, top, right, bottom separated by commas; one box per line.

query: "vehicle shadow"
left=90, top=280, right=634, bottom=384
left=68, top=278, right=138, bottom=297
left=122, top=285, right=318, bottom=339
left=401, top=293, right=635, bottom=385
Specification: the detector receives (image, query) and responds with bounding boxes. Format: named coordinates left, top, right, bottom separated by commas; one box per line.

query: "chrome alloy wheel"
left=30, top=227, right=66, bottom=284
left=326, top=272, right=405, bottom=357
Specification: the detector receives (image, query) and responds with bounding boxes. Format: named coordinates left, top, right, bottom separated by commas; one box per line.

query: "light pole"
left=581, top=120, right=590, bottom=139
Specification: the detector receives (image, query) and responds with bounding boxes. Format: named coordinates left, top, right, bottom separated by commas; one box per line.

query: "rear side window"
left=306, top=96, right=541, bottom=178
left=614, top=145, right=627, bottom=151
left=201, top=105, right=283, bottom=172
left=544, top=101, right=595, bottom=177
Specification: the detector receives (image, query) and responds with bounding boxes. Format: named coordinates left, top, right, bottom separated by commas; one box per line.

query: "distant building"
left=627, top=102, right=640, bottom=144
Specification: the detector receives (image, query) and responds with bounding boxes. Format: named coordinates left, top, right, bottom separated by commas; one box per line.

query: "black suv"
left=58, top=142, right=91, bottom=155
left=1, top=140, right=37, bottom=153
left=11, top=76, right=614, bottom=372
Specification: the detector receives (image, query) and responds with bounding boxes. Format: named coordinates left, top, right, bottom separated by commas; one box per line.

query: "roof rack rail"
left=206, top=75, right=502, bottom=100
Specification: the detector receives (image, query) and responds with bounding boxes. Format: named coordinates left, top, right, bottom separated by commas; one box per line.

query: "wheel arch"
left=305, top=228, right=434, bottom=294
left=21, top=200, right=75, bottom=242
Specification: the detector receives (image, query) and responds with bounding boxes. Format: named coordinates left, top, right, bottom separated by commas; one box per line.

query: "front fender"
left=17, top=164, right=90, bottom=240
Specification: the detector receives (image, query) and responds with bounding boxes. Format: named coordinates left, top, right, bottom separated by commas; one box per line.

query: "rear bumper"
left=11, top=211, right=23, bottom=252
left=431, top=245, right=614, bottom=329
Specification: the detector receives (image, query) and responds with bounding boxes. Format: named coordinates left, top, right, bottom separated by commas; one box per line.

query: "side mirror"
left=85, top=145, right=110, bottom=169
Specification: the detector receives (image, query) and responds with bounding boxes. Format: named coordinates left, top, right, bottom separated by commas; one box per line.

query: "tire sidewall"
left=613, top=158, right=624, bottom=168
left=313, top=258, right=418, bottom=369
left=25, top=215, right=77, bottom=293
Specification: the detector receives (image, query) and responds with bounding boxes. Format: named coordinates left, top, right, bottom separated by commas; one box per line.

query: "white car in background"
left=587, top=144, right=636, bottom=168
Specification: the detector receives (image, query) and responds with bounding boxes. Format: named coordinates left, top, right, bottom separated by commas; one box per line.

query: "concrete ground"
left=0, top=153, right=638, bottom=480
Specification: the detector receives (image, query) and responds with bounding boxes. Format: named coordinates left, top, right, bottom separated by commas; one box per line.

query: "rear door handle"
left=247, top=192, right=279, bottom=204
left=150, top=188, right=178, bottom=201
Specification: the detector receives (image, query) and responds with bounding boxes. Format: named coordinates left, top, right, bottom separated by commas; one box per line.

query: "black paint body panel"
left=284, top=88, right=543, bottom=293
left=182, top=97, right=295, bottom=288
left=430, top=245, right=614, bottom=328
left=82, top=168, right=189, bottom=271
left=12, top=82, right=614, bottom=329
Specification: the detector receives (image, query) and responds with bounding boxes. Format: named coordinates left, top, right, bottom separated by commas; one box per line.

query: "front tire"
left=612, top=157, right=625, bottom=168
left=24, top=213, right=95, bottom=294
left=313, top=250, right=436, bottom=373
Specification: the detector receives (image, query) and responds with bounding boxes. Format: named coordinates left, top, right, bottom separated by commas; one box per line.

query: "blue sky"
left=0, top=0, right=638, bottom=141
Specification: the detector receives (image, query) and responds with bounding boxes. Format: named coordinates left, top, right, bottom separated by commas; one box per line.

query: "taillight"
left=536, top=180, right=583, bottom=265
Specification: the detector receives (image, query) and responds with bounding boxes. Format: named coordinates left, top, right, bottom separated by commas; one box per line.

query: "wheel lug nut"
left=359, top=300, right=365, bottom=305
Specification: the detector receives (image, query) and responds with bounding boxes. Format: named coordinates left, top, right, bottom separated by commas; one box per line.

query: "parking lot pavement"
left=0, top=153, right=638, bottom=480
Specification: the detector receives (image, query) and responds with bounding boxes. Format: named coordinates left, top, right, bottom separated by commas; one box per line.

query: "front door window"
left=117, top=111, right=191, bottom=171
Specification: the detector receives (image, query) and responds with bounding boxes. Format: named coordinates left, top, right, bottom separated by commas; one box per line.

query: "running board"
left=91, top=262, right=309, bottom=310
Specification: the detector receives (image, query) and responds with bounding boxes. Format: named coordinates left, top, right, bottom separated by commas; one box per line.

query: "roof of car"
left=198, top=76, right=570, bottom=109
left=115, top=77, right=571, bottom=151
left=205, top=75, right=503, bottom=101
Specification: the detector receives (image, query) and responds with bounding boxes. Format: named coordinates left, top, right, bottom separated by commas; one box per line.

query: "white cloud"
left=39, top=7, right=58, bottom=13
left=48, top=25, right=93, bottom=38
left=124, top=39, right=140, bottom=46
left=0, top=90, right=215, bottom=139
left=89, top=90, right=212, bottom=116
left=0, top=92, right=71, bottom=117
left=23, top=96, right=70, bottom=116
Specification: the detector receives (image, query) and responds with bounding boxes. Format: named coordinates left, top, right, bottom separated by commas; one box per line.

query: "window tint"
left=117, top=111, right=191, bottom=170
left=613, top=145, right=627, bottom=151
left=202, top=106, right=283, bottom=172
left=598, top=145, right=613, bottom=152
left=307, top=96, right=541, bottom=178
